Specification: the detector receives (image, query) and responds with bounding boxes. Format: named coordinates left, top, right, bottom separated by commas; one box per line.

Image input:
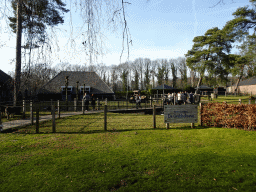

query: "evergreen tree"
left=9, top=0, right=69, bottom=46
left=223, top=0, right=256, bottom=88
left=186, top=27, right=233, bottom=87
left=8, top=0, right=69, bottom=105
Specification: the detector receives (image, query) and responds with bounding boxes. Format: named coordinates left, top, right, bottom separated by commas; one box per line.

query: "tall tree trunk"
left=234, top=75, right=242, bottom=93
left=14, top=0, right=22, bottom=106
left=195, top=75, right=202, bottom=94
left=234, top=65, right=245, bottom=93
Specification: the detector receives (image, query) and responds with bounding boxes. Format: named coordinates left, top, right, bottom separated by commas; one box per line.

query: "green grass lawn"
left=1, top=113, right=256, bottom=191
left=205, top=95, right=252, bottom=104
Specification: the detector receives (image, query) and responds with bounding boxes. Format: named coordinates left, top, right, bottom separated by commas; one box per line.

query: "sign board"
left=164, top=105, right=198, bottom=123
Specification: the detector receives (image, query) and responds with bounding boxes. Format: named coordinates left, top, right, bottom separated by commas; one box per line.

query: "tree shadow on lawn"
left=2, top=125, right=220, bottom=135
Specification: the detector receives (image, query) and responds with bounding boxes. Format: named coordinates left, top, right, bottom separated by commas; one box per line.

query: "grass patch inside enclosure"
left=1, top=113, right=256, bottom=191
left=208, top=95, right=251, bottom=104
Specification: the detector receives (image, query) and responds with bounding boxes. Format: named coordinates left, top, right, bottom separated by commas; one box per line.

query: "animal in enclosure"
left=5, top=106, right=21, bottom=119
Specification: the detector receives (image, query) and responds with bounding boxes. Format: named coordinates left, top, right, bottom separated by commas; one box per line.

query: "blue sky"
left=0, top=0, right=249, bottom=75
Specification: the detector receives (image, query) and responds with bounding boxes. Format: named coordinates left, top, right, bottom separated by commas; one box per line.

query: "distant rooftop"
left=152, top=84, right=176, bottom=90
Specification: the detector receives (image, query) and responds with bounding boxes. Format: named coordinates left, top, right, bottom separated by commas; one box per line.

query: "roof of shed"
left=152, top=84, right=177, bottom=90
left=195, top=85, right=213, bottom=89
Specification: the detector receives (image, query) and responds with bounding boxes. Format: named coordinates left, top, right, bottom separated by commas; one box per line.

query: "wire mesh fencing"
left=0, top=98, right=169, bottom=133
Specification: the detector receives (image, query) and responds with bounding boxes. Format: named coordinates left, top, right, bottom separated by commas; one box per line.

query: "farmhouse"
left=227, top=76, right=256, bottom=95
left=38, top=71, right=114, bottom=101
left=0, top=69, right=13, bottom=102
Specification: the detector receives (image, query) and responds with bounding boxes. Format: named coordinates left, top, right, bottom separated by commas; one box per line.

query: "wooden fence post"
left=166, top=123, right=169, bottom=129
left=225, top=91, right=226, bottom=97
left=74, top=98, right=77, bottom=112
left=97, top=98, right=99, bottom=110
left=118, top=101, right=119, bottom=109
left=36, top=108, right=39, bottom=133
left=104, top=104, right=107, bottom=131
left=199, top=103, right=202, bottom=126
left=153, top=105, right=156, bottom=128
left=239, top=99, right=241, bottom=104
left=150, top=96, right=152, bottom=107
left=82, top=100, right=84, bottom=114
left=22, top=100, right=26, bottom=119
left=249, top=98, right=251, bottom=104
left=57, top=100, right=60, bottom=118
left=52, top=105, right=56, bottom=133
left=30, top=101, right=33, bottom=125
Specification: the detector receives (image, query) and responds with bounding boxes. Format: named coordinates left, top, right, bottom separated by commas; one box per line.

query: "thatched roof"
left=0, top=69, right=12, bottom=85
left=40, top=71, right=113, bottom=94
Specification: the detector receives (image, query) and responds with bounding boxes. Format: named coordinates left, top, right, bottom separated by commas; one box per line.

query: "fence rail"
left=2, top=95, right=255, bottom=133
left=0, top=98, right=164, bottom=131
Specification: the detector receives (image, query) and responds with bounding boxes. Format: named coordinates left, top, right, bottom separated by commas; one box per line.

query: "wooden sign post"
left=164, top=105, right=198, bottom=126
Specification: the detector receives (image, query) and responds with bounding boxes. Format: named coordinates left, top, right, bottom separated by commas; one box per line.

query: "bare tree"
left=20, top=62, right=54, bottom=99
left=150, top=59, right=158, bottom=88
left=110, top=65, right=118, bottom=92
left=96, top=63, right=107, bottom=80
left=1, top=0, right=132, bottom=103
left=177, top=57, right=188, bottom=89
left=144, top=58, right=151, bottom=90
left=131, top=60, right=140, bottom=90
left=169, top=59, right=177, bottom=88
left=162, top=59, right=169, bottom=85
left=134, top=58, right=144, bottom=90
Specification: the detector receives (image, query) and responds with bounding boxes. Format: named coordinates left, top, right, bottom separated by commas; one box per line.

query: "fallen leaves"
left=201, top=103, right=256, bottom=130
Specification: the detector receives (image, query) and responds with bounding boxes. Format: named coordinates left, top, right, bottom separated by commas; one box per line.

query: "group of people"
left=165, top=91, right=195, bottom=105
left=82, top=93, right=95, bottom=111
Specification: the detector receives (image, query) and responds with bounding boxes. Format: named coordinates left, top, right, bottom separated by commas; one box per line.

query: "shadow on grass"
left=1, top=125, right=221, bottom=135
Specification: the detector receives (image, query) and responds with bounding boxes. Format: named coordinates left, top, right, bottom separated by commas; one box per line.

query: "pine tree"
left=8, top=0, right=69, bottom=105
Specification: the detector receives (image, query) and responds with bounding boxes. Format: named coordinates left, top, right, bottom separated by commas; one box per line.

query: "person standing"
left=83, top=93, right=90, bottom=111
left=189, top=92, right=194, bottom=104
left=172, top=92, right=175, bottom=105
left=184, top=91, right=188, bottom=103
left=177, top=92, right=182, bottom=105
left=136, top=94, right=141, bottom=109
left=167, top=93, right=172, bottom=105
